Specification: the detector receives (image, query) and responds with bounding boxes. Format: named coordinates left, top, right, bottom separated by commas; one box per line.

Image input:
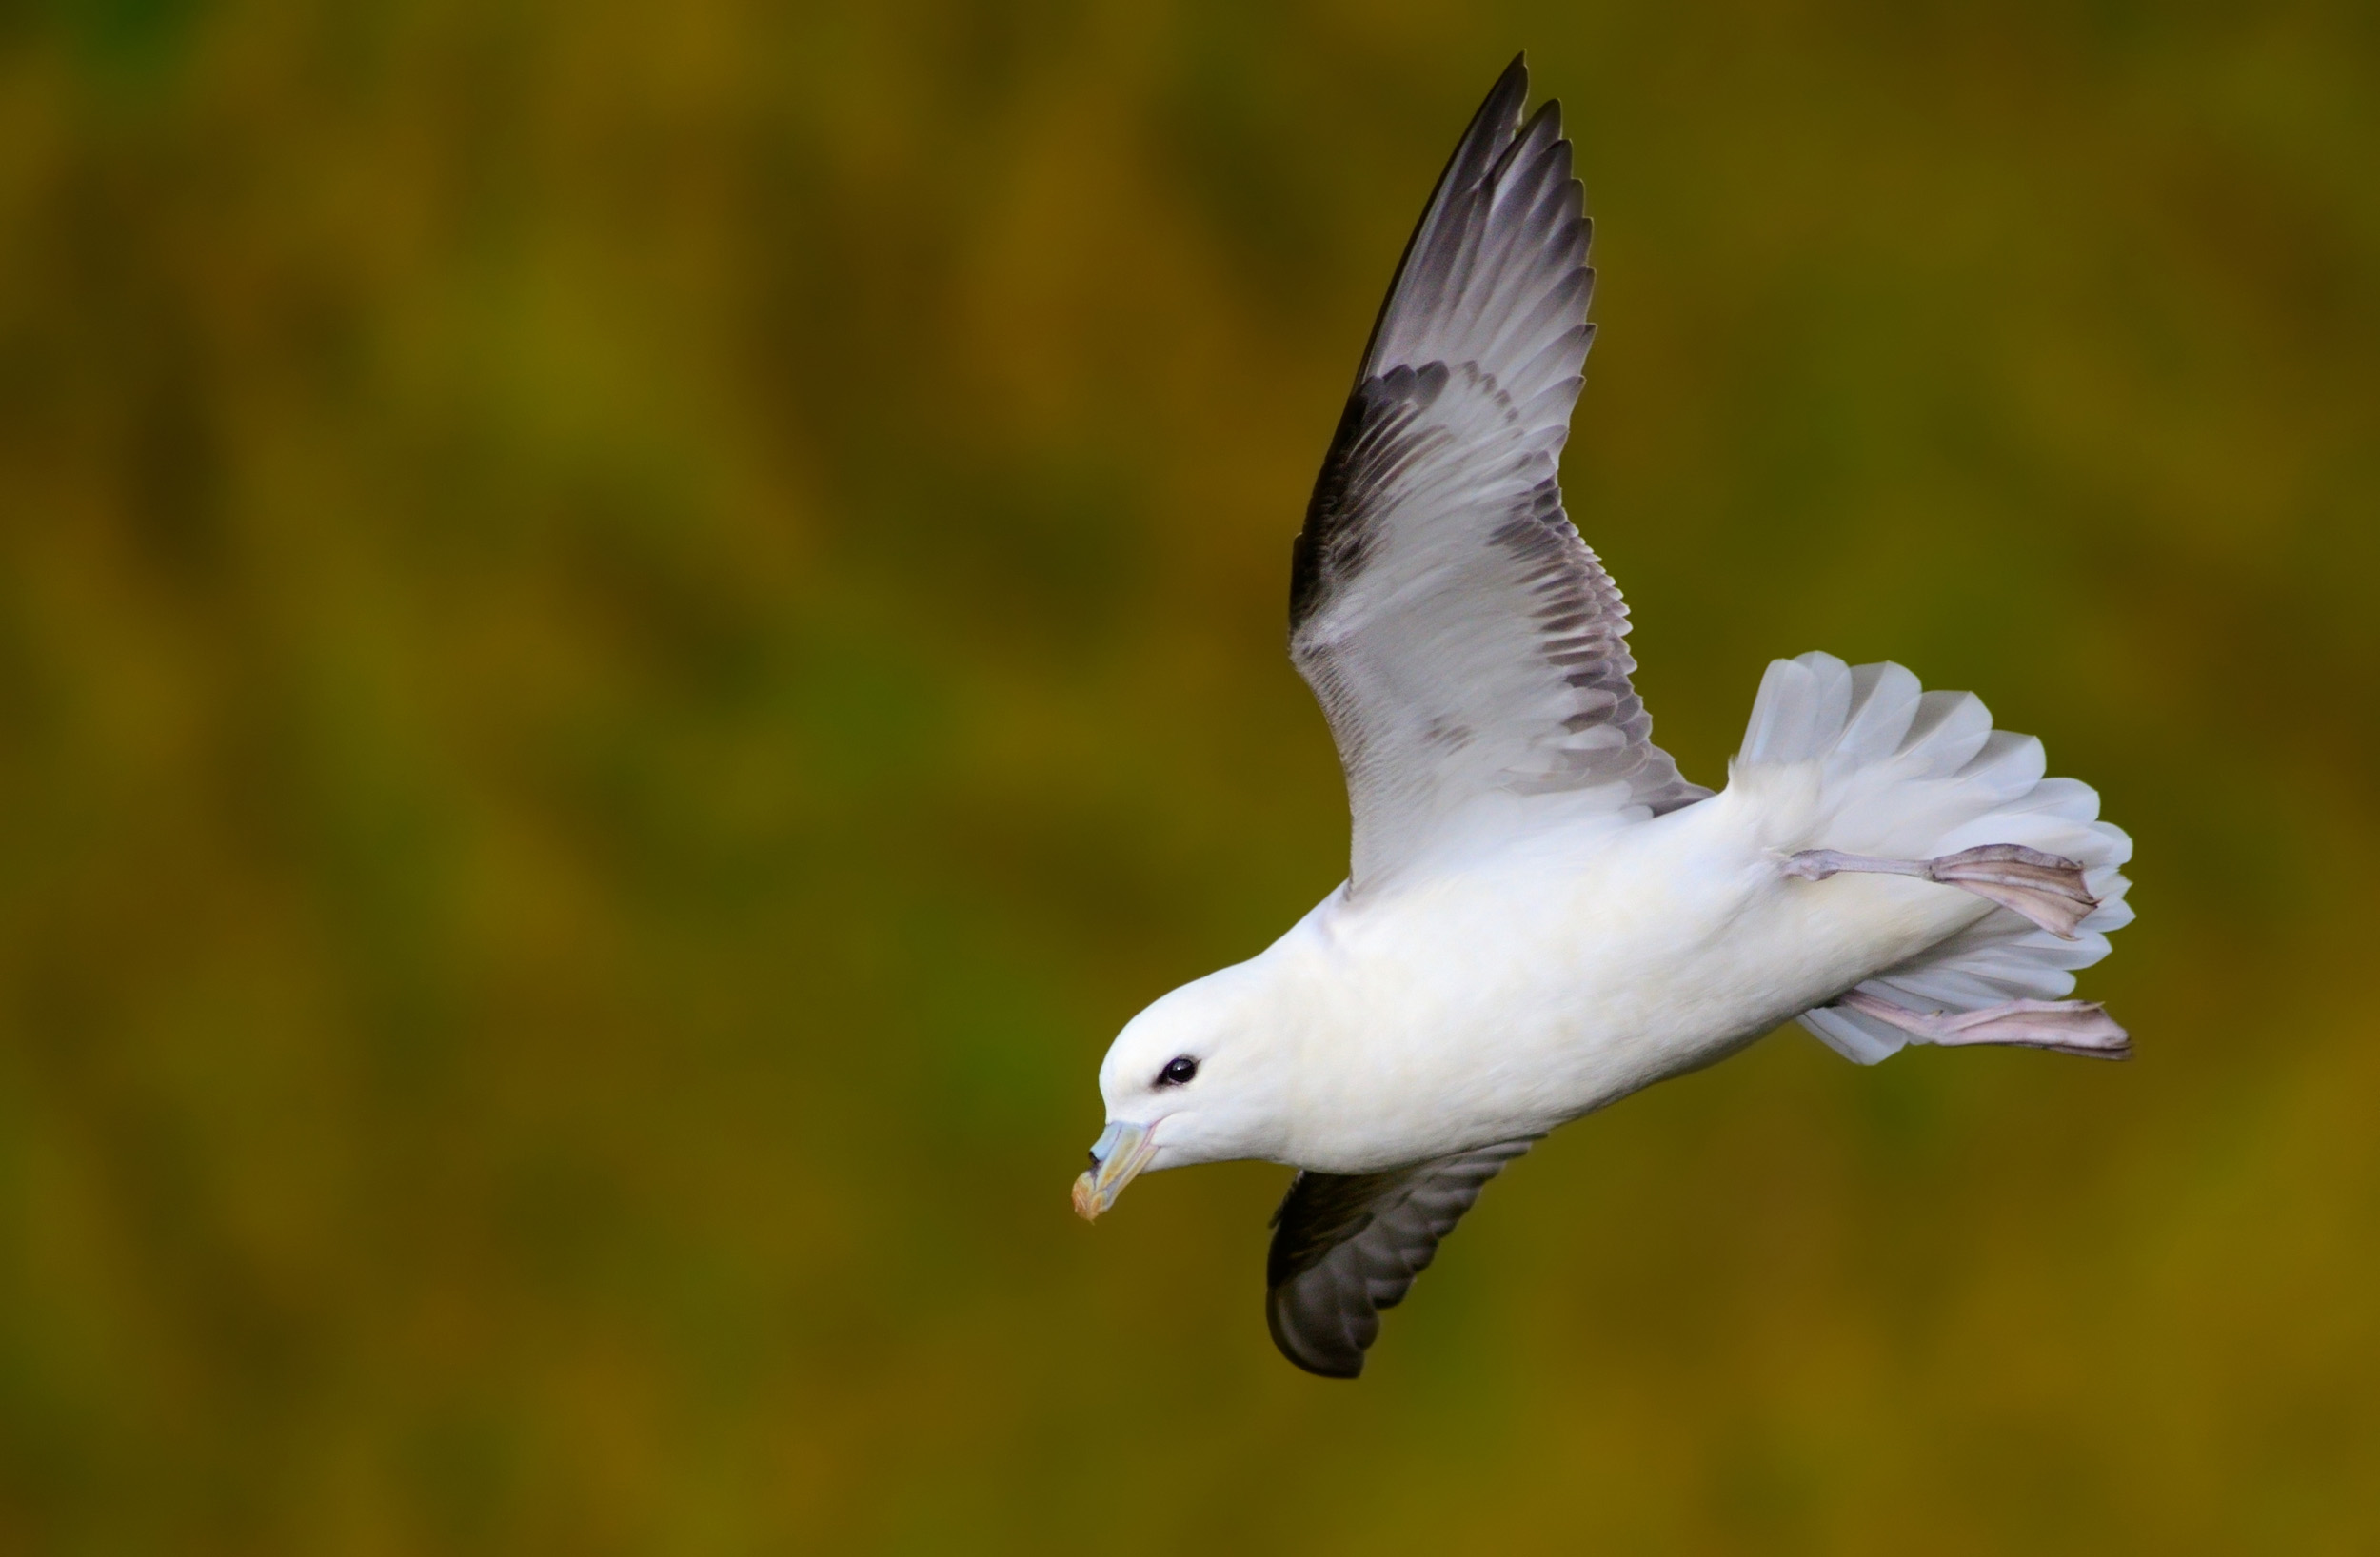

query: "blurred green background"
left=2, top=0, right=2376, bottom=1551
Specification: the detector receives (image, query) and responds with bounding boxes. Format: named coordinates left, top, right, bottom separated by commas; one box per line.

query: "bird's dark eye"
left=1157, top=1055, right=1199, bottom=1087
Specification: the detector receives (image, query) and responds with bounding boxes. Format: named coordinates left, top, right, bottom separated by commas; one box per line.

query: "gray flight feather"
left=1290, top=54, right=1706, bottom=894
left=1265, top=1139, right=1535, bottom=1378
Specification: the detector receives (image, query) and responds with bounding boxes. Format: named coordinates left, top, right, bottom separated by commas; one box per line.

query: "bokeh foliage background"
left=2, top=0, right=2376, bottom=1550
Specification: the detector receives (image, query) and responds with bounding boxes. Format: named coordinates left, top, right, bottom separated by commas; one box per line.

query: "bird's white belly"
left=1276, top=795, right=1992, bottom=1172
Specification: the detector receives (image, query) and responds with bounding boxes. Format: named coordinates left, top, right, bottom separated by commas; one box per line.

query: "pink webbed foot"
left=1783, top=843, right=2100, bottom=939
left=1836, top=987, right=2131, bottom=1060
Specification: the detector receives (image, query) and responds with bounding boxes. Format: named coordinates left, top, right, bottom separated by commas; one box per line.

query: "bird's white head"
left=1072, top=964, right=1294, bottom=1220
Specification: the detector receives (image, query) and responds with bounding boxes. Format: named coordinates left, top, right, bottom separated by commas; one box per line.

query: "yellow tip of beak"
left=1072, top=1119, right=1155, bottom=1221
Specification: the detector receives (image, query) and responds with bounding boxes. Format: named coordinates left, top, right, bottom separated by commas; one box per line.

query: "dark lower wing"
left=1265, top=1139, right=1535, bottom=1377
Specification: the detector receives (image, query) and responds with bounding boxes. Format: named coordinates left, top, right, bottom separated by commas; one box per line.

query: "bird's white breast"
left=1259, top=789, right=1993, bottom=1173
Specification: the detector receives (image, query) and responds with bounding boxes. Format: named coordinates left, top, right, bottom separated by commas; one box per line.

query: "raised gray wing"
left=1265, top=1139, right=1534, bottom=1378
left=1292, top=55, right=1706, bottom=893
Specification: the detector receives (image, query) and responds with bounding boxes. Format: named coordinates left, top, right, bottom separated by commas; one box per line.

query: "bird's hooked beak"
left=1072, top=1119, right=1157, bottom=1220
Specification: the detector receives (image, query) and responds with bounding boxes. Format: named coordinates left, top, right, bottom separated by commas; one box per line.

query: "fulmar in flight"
left=1072, top=53, right=2133, bottom=1378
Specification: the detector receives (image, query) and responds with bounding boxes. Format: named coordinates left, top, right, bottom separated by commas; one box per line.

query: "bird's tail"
left=1732, top=652, right=2134, bottom=1064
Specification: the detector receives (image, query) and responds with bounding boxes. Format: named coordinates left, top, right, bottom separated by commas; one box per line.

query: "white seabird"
left=1072, top=53, right=2134, bottom=1379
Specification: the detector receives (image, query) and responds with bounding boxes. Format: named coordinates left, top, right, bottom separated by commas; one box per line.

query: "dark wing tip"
left=1352, top=55, right=1536, bottom=382
left=1261, top=1143, right=1534, bottom=1380
left=1265, top=1291, right=1368, bottom=1379
left=1487, top=51, right=1531, bottom=118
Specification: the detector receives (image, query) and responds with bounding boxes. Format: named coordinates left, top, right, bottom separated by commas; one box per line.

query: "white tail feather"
left=1736, top=653, right=2133, bottom=1065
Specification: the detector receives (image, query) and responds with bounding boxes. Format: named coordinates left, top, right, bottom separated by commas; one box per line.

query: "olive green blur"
left=2, top=1, right=2375, bottom=1551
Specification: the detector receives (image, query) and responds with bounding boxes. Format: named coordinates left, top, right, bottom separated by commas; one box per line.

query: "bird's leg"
left=1835, top=988, right=2130, bottom=1060
left=1782, top=843, right=2099, bottom=939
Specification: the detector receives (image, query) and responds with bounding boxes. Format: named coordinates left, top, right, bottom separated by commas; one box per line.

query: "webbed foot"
left=1836, top=987, right=2130, bottom=1059
left=1784, top=843, right=2099, bottom=938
